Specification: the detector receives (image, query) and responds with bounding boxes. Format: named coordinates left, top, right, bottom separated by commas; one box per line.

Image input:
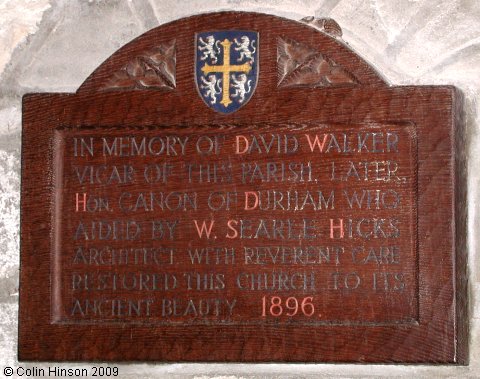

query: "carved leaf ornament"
left=277, top=37, right=359, bottom=88
left=103, top=40, right=176, bottom=90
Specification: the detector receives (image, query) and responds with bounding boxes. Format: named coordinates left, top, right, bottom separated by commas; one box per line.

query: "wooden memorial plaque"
left=19, top=12, right=467, bottom=363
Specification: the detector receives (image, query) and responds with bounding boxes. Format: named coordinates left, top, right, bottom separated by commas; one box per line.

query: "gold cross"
left=201, top=39, right=252, bottom=107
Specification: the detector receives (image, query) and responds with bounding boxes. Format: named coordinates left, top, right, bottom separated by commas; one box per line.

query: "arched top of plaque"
left=77, top=12, right=387, bottom=100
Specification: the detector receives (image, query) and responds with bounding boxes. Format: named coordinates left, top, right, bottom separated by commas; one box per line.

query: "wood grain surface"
left=19, top=12, right=467, bottom=363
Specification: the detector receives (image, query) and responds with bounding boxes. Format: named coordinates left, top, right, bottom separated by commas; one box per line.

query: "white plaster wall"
left=0, top=0, right=478, bottom=377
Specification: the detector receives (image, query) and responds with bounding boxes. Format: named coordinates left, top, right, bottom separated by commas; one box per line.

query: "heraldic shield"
left=195, top=31, right=259, bottom=114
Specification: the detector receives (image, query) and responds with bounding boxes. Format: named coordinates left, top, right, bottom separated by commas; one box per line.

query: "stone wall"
left=0, top=0, right=478, bottom=377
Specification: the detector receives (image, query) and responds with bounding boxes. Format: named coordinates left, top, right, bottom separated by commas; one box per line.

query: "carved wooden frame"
left=19, top=12, right=467, bottom=363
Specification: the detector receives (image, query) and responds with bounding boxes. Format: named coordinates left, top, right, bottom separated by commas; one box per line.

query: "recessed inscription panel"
left=51, top=124, right=417, bottom=325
